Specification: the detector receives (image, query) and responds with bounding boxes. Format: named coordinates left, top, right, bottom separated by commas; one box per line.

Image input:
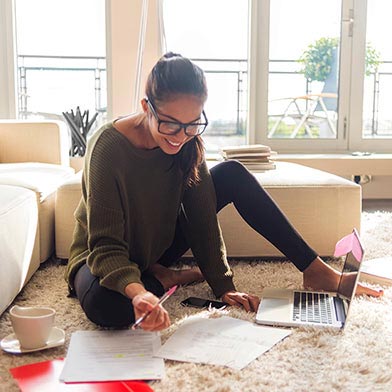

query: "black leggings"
left=74, top=160, right=318, bottom=327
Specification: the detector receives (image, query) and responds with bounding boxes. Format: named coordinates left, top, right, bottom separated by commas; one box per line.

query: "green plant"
left=299, top=37, right=380, bottom=82
left=365, top=43, right=380, bottom=76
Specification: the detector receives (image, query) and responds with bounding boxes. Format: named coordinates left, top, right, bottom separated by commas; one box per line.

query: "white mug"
left=10, top=305, right=55, bottom=350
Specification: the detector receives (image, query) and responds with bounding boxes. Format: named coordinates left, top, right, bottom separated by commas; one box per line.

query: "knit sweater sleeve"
left=180, top=160, right=235, bottom=297
left=83, top=132, right=143, bottom=295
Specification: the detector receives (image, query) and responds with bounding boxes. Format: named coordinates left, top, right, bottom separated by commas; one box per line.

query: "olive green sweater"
left=65, top=123, right=235, bottom=298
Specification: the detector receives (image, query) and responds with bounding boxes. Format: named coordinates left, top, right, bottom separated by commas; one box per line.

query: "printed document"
left=156, top=316, right=291, bottom=370
left=60, top=330, right=164, bottom=382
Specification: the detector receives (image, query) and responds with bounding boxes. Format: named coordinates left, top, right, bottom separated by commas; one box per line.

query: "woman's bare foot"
left=303, top=257, right=341, bottom=292
left=148, top=264, right=204, bottom=290
left=303, top=256, right=383, bottom=297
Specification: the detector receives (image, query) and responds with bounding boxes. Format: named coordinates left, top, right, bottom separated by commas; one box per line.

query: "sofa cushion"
left=0, top=163, right=75, bottom=262
left=0, top=185, right=39, bottom=315
left=0, top=163, right=74, bottom=202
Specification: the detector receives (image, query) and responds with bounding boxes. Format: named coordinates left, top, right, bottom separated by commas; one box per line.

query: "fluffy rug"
left=1, top=211, right=392, bottom=392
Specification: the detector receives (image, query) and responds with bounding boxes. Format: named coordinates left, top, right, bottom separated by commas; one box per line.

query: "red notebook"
left=10, top=359, right=154, bottom=392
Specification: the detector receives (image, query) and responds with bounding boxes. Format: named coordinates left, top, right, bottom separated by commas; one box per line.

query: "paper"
left=360, top=256, right=392, bottom=285
left=60, top=330, right=164, bottom=383
left=156, top=316, right=291, bottom=370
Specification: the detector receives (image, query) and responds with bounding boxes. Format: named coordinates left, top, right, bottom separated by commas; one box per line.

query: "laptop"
left=255, top=229, right=364, bottom=329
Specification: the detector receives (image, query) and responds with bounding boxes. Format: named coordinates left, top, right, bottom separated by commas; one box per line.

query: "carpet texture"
left=1, top=211, right=392, bottom=392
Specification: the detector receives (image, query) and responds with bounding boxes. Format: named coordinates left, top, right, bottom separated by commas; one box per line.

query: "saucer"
left=1, top=326, right=65, bottom=354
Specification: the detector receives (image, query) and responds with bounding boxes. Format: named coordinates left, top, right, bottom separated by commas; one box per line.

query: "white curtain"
left=132, top=0, right=167, bottom=112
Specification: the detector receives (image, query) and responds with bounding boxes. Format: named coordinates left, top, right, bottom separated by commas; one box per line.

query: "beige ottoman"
left=55, top=162, right=361, bottom=260
left=216, top=161, right=361, bottom=257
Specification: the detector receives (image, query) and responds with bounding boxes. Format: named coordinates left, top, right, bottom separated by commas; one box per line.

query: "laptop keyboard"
left=293, top=291, right=333, bottom=324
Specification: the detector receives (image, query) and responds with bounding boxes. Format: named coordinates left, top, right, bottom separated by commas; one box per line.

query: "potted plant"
left=299, top=37, right=380, bottom=82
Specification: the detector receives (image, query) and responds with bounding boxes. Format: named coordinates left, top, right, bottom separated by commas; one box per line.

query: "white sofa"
left=55, top=161, right=361, bottom=260
left=0, top=120, right=75, bottom=315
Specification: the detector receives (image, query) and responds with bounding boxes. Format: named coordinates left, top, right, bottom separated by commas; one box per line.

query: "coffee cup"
left=10, top=305, right=56, bottom=350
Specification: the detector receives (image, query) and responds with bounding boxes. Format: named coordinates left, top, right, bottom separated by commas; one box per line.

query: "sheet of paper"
left=156, top=316, right=291, bottom=370
left=60, top=330, right=164, bottom=383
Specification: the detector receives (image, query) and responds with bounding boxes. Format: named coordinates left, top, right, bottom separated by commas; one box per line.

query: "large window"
left=162, top=0, right=392, bottom=153
left=267, top=0, right=341, bottom=141
left=2, top=0, right=392, bottom=154
left=163, top=0, right=249, bottom=152
left=14, top=0, right=106, bottom=121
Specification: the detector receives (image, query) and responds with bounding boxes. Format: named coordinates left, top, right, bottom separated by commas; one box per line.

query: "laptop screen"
left=336, top=229, right=364, bottom=301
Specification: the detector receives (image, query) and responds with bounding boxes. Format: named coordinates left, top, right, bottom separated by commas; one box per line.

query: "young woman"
left=65, top=53, right=381, bottom=331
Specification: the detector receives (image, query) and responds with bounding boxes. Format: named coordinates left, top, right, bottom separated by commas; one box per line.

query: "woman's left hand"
left=221, top=291, right=260, bottom=312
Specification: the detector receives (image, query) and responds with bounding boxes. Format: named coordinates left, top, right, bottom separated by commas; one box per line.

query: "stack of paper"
left=220, top=144, right=277, bottom=172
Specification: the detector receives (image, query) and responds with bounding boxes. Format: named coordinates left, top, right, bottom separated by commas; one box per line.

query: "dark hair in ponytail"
left=145, top=52, right=207, bottom=187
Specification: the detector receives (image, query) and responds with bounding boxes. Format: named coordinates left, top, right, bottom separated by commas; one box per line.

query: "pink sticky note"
left=334, top=229, right=364, bottom=262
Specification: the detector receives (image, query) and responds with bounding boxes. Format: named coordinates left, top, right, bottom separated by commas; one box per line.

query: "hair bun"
left=163, top=52, right=182, bottom=59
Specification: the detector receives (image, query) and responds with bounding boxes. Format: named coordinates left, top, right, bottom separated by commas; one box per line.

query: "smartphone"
left=180, top=297, right=228, bottom=309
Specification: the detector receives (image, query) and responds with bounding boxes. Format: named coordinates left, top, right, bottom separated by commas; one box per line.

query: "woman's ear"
left=141, top=98, right=148, bottom=113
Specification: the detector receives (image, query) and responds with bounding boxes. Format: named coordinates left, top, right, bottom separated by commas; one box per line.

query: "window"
left=163, top=0, right=249, bottom=152
left=164, top=0, right=392, bottom=154
left=14, top=0, right=106, bottom=121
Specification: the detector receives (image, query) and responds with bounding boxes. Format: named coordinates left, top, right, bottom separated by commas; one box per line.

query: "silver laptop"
left=255, top=229, right=364, bottom=329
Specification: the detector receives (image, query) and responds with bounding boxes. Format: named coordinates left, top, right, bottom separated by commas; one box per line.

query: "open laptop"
left=255, top=229, right=364, bottom=329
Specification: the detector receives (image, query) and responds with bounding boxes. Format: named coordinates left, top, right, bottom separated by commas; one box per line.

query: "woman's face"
left=143, top=94, right=205, bottom=155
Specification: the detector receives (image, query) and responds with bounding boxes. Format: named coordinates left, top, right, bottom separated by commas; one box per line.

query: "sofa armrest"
left=0, top=120, right=70, bottom=165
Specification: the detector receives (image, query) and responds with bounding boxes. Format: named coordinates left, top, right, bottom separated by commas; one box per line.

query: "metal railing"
left=16, top=55, right=390, bottom=137
left=17, top=54, right=106, bottom=118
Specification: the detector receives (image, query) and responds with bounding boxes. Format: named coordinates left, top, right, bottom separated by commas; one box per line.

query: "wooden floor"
left=362, top=199, right=392, bottom=213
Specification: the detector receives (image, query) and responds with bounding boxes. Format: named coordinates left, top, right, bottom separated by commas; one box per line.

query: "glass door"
left=251, top=0, right=352, bottom=152
left=163, top=0, right=249, bottom=153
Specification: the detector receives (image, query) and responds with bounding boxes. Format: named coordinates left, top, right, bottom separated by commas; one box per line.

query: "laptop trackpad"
left=257, top=298, right=290, bottom=322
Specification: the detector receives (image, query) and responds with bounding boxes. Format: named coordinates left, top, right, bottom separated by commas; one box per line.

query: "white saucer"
left=0, top=326, right=65, bottom=354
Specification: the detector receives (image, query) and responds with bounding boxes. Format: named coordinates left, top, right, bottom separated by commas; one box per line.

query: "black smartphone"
left=180, top=297, right=228, bottom=309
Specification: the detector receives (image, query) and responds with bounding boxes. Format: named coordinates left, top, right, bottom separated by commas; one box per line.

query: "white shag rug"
left=1, top=211, right=392, bottom=392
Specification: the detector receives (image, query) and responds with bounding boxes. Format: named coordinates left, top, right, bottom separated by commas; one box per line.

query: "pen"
left=131, top=285, right=178, bottom=330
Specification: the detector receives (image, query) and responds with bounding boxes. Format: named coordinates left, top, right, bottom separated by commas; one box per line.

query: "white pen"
left=131, top=285, right=178, bottom=330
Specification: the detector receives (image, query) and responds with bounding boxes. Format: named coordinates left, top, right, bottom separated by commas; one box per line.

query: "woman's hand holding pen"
left=222, top=291, right=260, bottom=312
left=132, top=291, right=171, bottom=331
left=125, top=283, right=171, bottom=331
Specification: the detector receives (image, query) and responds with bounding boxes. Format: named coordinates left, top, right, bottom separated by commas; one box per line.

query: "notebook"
left=255, top=229, right=363, bottom=329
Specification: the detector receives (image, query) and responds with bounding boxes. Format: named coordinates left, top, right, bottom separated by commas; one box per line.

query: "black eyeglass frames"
left=146, top=98, right=208, bottom=136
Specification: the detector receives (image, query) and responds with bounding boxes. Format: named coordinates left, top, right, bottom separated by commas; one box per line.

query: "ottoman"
left=54, top=162, right=361, bottom=260
left=0, top=185, right=39, bottom=315
left=216, top=161, right=361, bottom=257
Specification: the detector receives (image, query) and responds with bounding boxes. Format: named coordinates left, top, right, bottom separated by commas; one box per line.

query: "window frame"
left=249, top=0, right=392, bottom=153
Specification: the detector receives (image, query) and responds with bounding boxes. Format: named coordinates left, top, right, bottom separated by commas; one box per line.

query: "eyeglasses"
left=146, top=97, right=208, bottom=136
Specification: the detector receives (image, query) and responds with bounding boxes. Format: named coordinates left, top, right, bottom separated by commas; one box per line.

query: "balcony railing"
left=16, top=55, right=390, bottom=137
left=17, top=54, right=106, bottom=119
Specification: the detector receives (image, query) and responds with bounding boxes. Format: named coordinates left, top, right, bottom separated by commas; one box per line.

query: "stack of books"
left=220, top=144, right=277, bottom=172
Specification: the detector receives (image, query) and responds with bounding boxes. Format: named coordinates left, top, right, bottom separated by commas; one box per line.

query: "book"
left=221, top=144, right=272, bottom=154
left=10, top=359, right=154, bottom=391
left=220, top=144, right=277, bottom=172
left=360, top=257, right=392, bottom=285
left=241, top=162, right=276, bottom=171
